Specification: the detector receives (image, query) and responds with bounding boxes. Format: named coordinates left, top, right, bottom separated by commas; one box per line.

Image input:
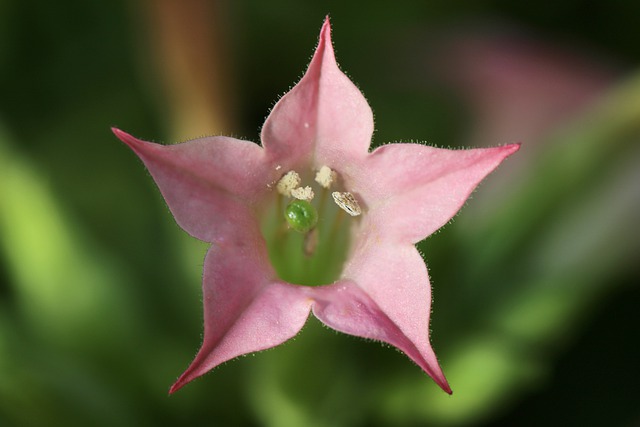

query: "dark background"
left=0, top=1, right=638, bottom=426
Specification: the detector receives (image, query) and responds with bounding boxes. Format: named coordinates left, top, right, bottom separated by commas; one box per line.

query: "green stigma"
left=284, top=199, right=318, bottom=233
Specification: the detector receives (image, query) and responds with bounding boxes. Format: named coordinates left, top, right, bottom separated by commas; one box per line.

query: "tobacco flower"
left=114, top=18, right=518, bottom=394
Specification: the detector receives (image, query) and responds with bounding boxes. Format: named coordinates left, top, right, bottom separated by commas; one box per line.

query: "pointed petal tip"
left=319, top=16, right=332, bottom=47
left=169, top=369, right=194, bottom=394
left=428, top=363, right=451, bottom=394
left=427, top=363, right=452, bottom=395
left=168, top=380, right=183, bottom=395
left=508, top=141, right=522, bottom=152
left=111, top=127, right=126, bottom=138
left=111, top=127, right=138, bottom=148
left=322, top=15, right=331, bottom=31
left=504, top=142, right=522, bottom=156
left=441, top=382, right=453, bottom=395
left=494, top=141, right=521, bottom=161
left=111, top=128, right=155, bottom=153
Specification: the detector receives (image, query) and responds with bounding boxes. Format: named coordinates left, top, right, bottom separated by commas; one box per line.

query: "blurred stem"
left=141, top=0, right=236, bottom=286
left=143, top=0, right=235, bottom=139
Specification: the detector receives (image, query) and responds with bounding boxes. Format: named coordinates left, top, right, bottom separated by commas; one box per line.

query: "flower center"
left=261, top=166, right=361, bottom=286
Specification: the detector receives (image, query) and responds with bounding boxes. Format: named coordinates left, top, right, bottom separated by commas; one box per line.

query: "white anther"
left=332, top=191, right=361, bottom=216
left=291, top=186, right=315, bottom=201
left=315, top=166, right=337, bottom=188
left=276, top=171, right=301, bottom=196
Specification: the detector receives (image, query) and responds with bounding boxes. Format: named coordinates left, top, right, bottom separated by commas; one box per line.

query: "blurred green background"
left=1, top=1, right=639, bottom=426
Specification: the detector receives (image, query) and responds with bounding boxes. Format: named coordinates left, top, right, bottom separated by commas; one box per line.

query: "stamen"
left=315, top=166, right=336, bottom=188
left=317, top=187, right=329, bottom=220
left=332, top=191, right=362, bottom=216
left=276, top=171, right=301, bottom=196
left=291, top=186, right=315, bottom=201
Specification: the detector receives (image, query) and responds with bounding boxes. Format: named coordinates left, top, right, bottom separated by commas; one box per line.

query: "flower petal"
left=312, top=243, right=451, bottom=393
left=356, top=143, right=520, bottom=243
left=261, top=17, right=373, bottom=167
left=113, top=128, right=274, bottom=242
left=170, top=241, right=313, bottom=393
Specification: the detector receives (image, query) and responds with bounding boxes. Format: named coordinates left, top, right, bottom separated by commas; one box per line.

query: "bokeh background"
left=1, top=1, right=639, bottom=426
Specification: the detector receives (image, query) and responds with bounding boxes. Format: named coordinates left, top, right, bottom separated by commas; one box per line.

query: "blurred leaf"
left=0, top=124, right=149, bottom=425
left=0, top=125, right=136, bottom=349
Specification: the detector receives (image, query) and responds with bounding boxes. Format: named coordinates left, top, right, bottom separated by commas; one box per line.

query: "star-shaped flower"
left=113, top=18, right=518, bottom=394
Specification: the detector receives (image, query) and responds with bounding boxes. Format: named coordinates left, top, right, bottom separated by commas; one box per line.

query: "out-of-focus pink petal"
left=113, top=128, right=274, bottom=242
left=438, top=33, right=614, bottom=147
left=314, top=243, right=450, bottom=393
left=353, top=143, right=519, bottom=243
left=261, top=17, right=373, bottom=168
left=170, top=241, right=313, bottom=393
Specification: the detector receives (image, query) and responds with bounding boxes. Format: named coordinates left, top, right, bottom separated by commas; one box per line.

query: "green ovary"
left=284, top=200, right=318, bottom=233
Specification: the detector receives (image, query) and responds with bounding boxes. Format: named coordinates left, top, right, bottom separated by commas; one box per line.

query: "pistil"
left=262, top=166, right=360, bottom=286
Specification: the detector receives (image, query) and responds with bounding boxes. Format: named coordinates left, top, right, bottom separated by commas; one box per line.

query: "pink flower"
left=113, top=18, right=518, bottom=395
